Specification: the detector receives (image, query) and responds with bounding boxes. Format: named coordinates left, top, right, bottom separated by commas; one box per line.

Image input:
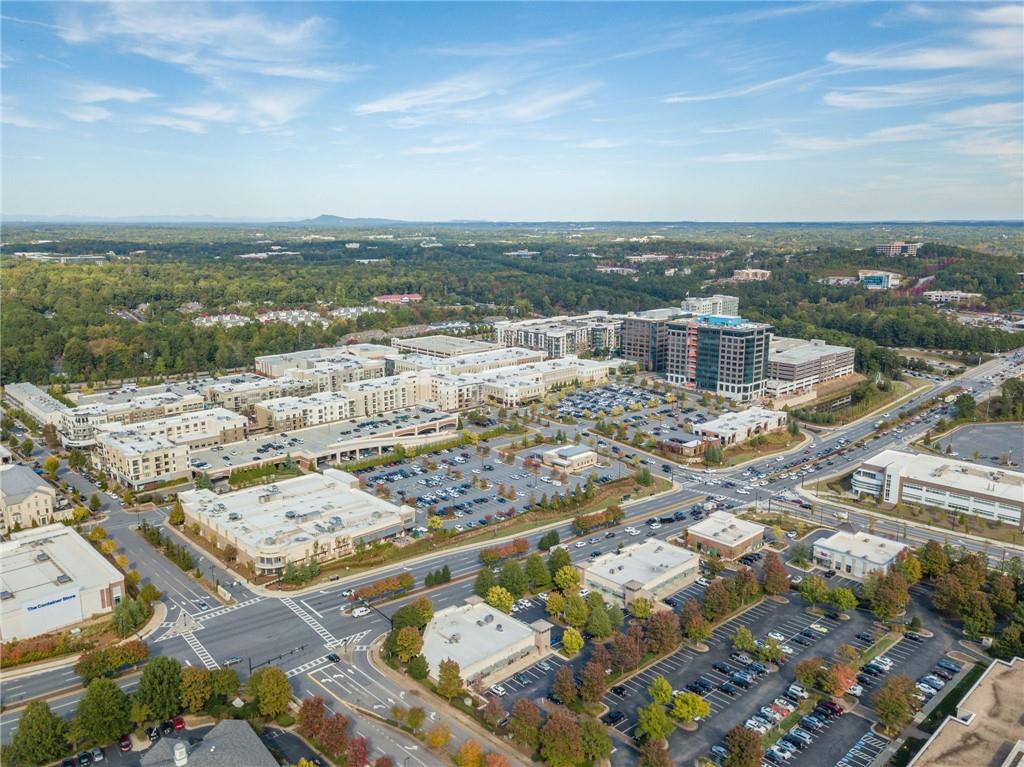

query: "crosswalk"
left=836, top=732, right=890, bottom=767
left=182, top=632, right=220, bottom=670
left=281, top=597, right=340, bottom=647
left=194, top=596, right=264, bottom=623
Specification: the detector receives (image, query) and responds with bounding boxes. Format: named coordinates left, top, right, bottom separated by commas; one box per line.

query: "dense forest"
left=1, top=223, right=1021, bottom=384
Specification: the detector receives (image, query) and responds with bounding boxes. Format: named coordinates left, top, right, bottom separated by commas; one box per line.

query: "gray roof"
left=0, top=465, right=52, bottom=506
left=139, top=720, right=277, bottom=767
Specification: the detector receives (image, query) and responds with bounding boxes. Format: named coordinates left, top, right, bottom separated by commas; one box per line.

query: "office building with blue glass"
left=665, top=315, right=773, bottom=402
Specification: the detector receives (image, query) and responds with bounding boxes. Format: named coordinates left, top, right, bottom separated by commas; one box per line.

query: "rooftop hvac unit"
left=0, top=591, right=13, bottom=601
left=35, top=552, right=50, bottom=562
left=449, top=633, right=461, bottom=644
left=484, top=614, right=494, bottom=623
left=496, top=624, right=503, bottom=632
left=477, top=620, right=485, bottom=626
left=56, top=574, right=72, bottom=584
left=228, top=513, right=241, bottom=521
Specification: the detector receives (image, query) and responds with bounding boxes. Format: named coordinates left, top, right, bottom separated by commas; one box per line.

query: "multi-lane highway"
left=3, top=350, right=1021, bottom=759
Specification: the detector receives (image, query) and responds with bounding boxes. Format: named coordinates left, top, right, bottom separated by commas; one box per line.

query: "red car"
left=172, top=716, right=186, bottom=731
left=118, top=735, right=133, bottom=753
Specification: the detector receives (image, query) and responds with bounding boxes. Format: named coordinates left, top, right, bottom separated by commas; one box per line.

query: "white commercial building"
left=0, top=524, right=125, bottom=640
left=733, top=268, right=771, bottom=281
left=95, top=431, right=191, bottom=490
left=3, top=383, right=67, bottom=426
left=680, top=294, right=740, bottom=315
left=812, top=531, right=908, bottom=580
left=875, top=241, right=921, bottom=257
left=255, top=345, right=393, bottom=377
left=692, top=408, right=788, bottom=446
left=287, top=357, right=387, bottom=392
left=685, top=511, right=766, bottom=559
left=179, top=469, right=414, bottom=575
left=859, top=270, right=902, bottom=290
left=853, top=449, right=1024, bottom=529
left=922, top=290, right=984, bottom=305
left=493, top=312, right=623, bottom=357
left=420, top=598, right=552, bottom=685
left=389, top=335, right=499, bottom=358
left=579, top=539, right=699, bottom=608
left=542, top=444, right=599, bottom=473
left=388, top=347, right=547, bottom=376
left=766, top=338, right=856, bottom=396
left=0, top=465, right=61, bottom=533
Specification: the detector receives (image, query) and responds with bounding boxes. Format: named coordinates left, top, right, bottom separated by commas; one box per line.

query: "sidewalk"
left=3, top=601, right=168, bottom=681
left=366, top=636, right=533, bottom=767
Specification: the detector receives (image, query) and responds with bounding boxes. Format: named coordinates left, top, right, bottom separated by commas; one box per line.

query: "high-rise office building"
left=620, top=308, right=691, bottom=371
left=666, top=315, right=773, bottom=402
left=680, top=294, right=740, bottom=315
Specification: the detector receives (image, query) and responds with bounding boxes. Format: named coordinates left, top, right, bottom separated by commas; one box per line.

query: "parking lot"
left=352, top=443, right=632, bottom=534
left=939, top=422, right=1023, bottom=468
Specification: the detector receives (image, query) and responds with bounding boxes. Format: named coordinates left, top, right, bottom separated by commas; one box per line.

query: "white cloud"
left=75, top=83, right=155, bottom=103
left=170, top=103, right=238, bottom=123
left=575, top=138, right=627, bottom=150
left=935, top=101, right=1022, bottom=128
left=430, top=34, right=578, bottom=58
left=696, top=151, right=795, bottom=163
left=64, top=105, right=111, bottom=122
left=663, top=65, right=833, bottom=103
left=0, top=97, right=55, bottom=129
left=140, top=115, right=207, bottom=134
left=355, top=72, right=499, bottom=115
left=824, top=76, right=1019, bottom=109
left=484, top=83, right=599, bottom=123
left=969, top=5, right=1024, bottom=26
left=404, top=142, right=480, bottom=156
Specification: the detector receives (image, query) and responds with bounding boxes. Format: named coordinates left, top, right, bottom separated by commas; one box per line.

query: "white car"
left=779, top=645, right=795, bottom=655
left=697, top=577, right=710, bottom=586
left=627, top=528, right=641, bottom=536
left=574, top=541, right=587, bottom=548
left=785, top=531, right=797, bottom=539
left=773, top=698, right=796, bottom=713
left=649, top=522, right=662, bottom=530
left=489, top=685, right=507, bottom=696
left=736, top=489, right=750, bottom=495
left=352, top=607, right=371, bottom=618
left=875, top=656, right=895, bottom=669
left=846, top=684, right=863, bottom=697
left=744, top=720, right=769, bottom=735
left=808, top=624, right=829, bottom=634
left=767, top=631, right=786, bottom=642
left=916, top=682, right=937, bottom=697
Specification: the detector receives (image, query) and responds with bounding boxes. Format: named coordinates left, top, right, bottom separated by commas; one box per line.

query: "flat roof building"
left=255, top=346, right=391, bottom=378
left=3, top=383, right=67, bottom=426
left=859, top=269, right=902, bottom=290
left=94, top=407, right=247, bottom=449
left=812, top=530, right=908, bottom=580
left=179, top=469, right=414, bottom=576
left=542, top=444, right=600, bottom=473
left=388, top=347, right=547, bottom=376
left=666, top=315, right=773, bottom=402
left=685, top=512, right=766, bottom=560
left=853, top=449, right=1024, bottom=530
left=875, top=241, right=921, bottom=257
left=493, top=312, right=623, bottom=357
left=766, top=338, right=856, bottom=397
left=95, top=431, right=191, bottom=490
left=692, top=408, right=788, bottom=446
left=59, top=391, right=207, bottom=448
left=1, top=524, right=125, bottom=640
left=420, top=598, right=552, bottom=685
left=922, top=290, right=985, bottom=305
left=390, top=335, right=500, bottom=358
left=681, top=295, right=740, bottom=316
left=733, top=268, right=771, bottom=281
left=0, top=465, right=61, bottom=533
left=620, top=307, right=694, bottom=372
left=906, top=656, right=1023, bottom=767
left=579, top=539, right=699, bottom=608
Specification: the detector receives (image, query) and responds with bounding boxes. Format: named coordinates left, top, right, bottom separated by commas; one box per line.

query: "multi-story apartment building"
left=620, top=308, right=691, bottom=371
left=252, top=391, right=356, bottom=431
left=680, top=294, right=740, bottom=315
left=666, top=315, right=773, bottom=401
left=875, top=241, right=922, bottom=257
left=95, top=431, right=191, bottom=490
left=94, top=408, right=247, bottom=450
left=3, top=383, right=68, bottom=427
left=0, top=465, right=61, bottom=532
left=766, top=338, right=856, bottom=396
left=58, top=391, right=206, bottom=448
left=852, top=450, right=1024, bottom=530
left=389, top=335, right=499, bottom=358
left=493, top=312, right=622, bottom=357
left=732, top=268, right=771, bottom=281
left=287, top=357, right=387, bottom=392
left=388, top=347, right=546, bottom=376
left=206, top=376, right=316, bottom=413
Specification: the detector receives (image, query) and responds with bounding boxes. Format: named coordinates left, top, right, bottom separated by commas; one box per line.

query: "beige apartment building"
left=95, top=431, right=191, bottom=490
left=0, top=465, right=61, bottom=532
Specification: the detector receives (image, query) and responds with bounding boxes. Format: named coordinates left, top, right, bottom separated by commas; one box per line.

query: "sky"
left=1, top=1, right=1022, bottom=221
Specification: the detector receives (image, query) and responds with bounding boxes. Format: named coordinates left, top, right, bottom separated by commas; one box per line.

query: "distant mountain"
left=291, top=214, right=409, bottom=228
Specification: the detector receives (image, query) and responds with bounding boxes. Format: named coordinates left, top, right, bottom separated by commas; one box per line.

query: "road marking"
left=301, top=599, right=324, bottom=619
left=181, top=632, right=220, bottom=670
left=281, top=597, right=340, bottom=647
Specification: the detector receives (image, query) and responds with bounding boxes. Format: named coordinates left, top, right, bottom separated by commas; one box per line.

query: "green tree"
left=74, top=678, right=131, bottom=748
left=562, top=627, right=584, bottom=656
left=524, top=553, right=551, bottom=590
left=586, top=604, right=612, bottom=638
left=8, top=701, right=69, bottom=767
left=827, top=587, right=859, bottom=614
left=498, top=560, right=528, bottom=598
left=563, top=594, right=590, bottom=628
left=180, top=666, right=213, bottom=712
left=407, top=654, right=429, bottom=680
left=918, top=540, right=949, bottom=579
left=485, top=585, right=515, bottom=614
left=636, top=702, right=674, bottom=743
left=630, top=597, right=653, bottom=620
left=210, top=668, right=240, bottom=701
left=169, top=499, right=185, bottom=526
left=954, top=393, right=977, bottom=420
left=733, top=626, right=758, bottom=653
left=671, top=690, right=711, bottom=723
left=250, top=666, right=292, bottom=718
left=874, top=676, right=919, bottom=733
left=547, top=547, right=571, bottom=577
left=580, top=717, right=613, bottom=763
left=394, top=627, right=424, bottom=664
left=648, top=675, right=673, bottom=706
left=89, top=493, right=102, bottom=513
left=960, top=591, right=996, bottom=638
left=553, top=565, right=581, bottom=593
left=136, top=656, right=182, bottom=720
left=546, top=591, right=566, bottom=617
left=436, top=659, right=463, bottom=701
left=43, top=455, right=60, bottom=477
left=473, top=568, right=497, bottom=598
left=724, top=725, right=763, bottom=767
left=799, top=575, right=829, bottom=608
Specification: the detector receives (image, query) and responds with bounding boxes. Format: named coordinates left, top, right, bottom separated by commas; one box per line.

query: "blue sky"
left=2, top=2, right=1022, bottom=220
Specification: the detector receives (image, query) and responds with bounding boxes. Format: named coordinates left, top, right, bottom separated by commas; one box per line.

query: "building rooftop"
left=586, top=539, right=697, bottom=588
left=140, top=720, right=277, bottom=767
left=769, top=338, right=853, bottom=364
left=74, top=376, right=264, bottom=407
left=421, top=601, right=536, bottom=677
left=696, top=408, right=785, bottom=435
left=0, top=465, right=54, bottom=506
left=179, top=469, right=411, bottom=553
left=4, top=383, right=67, bottom=417
left=688, top=511, right=765, bottom=546
left=256, top=391, right=354, bottom=415
left=0, top=525, right=123, bottom=620
left=908, top=656, right=1024, bottom=767
left=862, top=450, right=1024, bottom=506
left=95, top=407, right=244, bottom=440
left=96, top=430, right=179, bottom=456
left=814, top=530, right=908, bottom=566
left=392, top=335, right=499, bottom=357
left=546, top=444, right=597, bottom=459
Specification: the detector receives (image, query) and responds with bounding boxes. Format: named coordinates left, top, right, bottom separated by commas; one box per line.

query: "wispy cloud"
left=824, top=76, right=1019, bottom=109
left=74, top=83, right=156, bottom=103
left=575, top=138, right=628, bottom=150
left=355, top=72, right=498, bottom=115
left=404, top=142, right=480, bottom=156
left=935, top=101, right=1022, bottom=128
left=64, top=105, right=111, bottom=122
left=139, top=115, right=207, bottom=134
left=1, top=96, right=55, bottom=129
left=663, top=64, right=834, bottom=103
left=430, top=34, right=578, bottom=58
left=696, top=151, right=795, bottom=163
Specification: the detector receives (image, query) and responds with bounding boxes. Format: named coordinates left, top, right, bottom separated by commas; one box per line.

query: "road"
left=3, top=350, right=1020, bottom=760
